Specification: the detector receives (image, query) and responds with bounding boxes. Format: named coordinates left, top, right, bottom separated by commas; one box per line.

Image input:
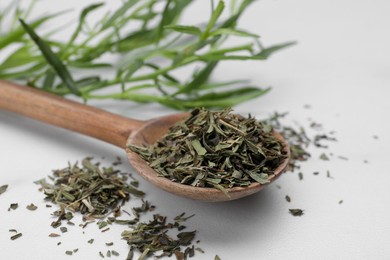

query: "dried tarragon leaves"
left=122, top=213, right=198, bottom=260
left=129, top=108, right=287, bottom=193
left=36, top=157, right=144, bottom=219
left=35, top=158, right=202, bottom=259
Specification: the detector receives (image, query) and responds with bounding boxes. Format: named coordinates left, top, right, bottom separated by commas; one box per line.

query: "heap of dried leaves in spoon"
left=129, top=108, right=288, bottom=194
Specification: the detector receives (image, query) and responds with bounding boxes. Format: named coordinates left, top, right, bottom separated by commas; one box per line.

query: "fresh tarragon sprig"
left=0, top=0, right=295, bottom=110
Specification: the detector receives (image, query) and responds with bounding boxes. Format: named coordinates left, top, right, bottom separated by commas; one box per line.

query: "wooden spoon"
left=0, top=80, right=290, bottom=202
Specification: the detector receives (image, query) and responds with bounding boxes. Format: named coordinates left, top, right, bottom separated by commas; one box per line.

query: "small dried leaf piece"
left=26, top=203, right=38, bottom=211
left=60, top=227, right=68, bottom=233
left=111, top=250, right=119, bottom=256
left=10, top=233, right=22, bottom=240
left=0, top=184, right=8, bottom=196
left=319, top=153, right=330, bottom=161
left=289, top=209, right=304, bottom=217
left=8, top=203, right=18, bottom=211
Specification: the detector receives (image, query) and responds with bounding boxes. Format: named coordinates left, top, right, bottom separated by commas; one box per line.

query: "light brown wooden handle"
left=0, top=80, right=145, bottom=148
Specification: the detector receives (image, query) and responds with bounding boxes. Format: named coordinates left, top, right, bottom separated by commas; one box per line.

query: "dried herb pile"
left=122, top=213, right=198, bottom=259
left=35, top=157, right=201, bottom=259
left=36, top=157, right=144, bottom=219
left=129, top=108, right=287, bottom=193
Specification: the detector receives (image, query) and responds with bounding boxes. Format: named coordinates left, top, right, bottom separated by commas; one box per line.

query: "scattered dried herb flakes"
left=35, top=157, right=144, bottom=221
left=122, top=213, right=198, bottom=260
left=10, top=233, right=22, bottom=240
left=264, top=113, right=310, bottom=171
left=35, top=158, right=204, bottom=259
left=112, top=156, right=122, bottom=166
left=65, top=251, right=73, bottom=256
left=215, top=255, right=222, bottom=260
left=289, top=209, right=304, bottom=217
left=0, top=184, right=8, bottom=196
left=129, top=108, right=287, bottom=194
left=264, top=112, right=338, bottom=172
left=339, top=200, right=343, bottom=204
left=88, top=239, right=94, bottom=244
left=313, top=134, right=336, bottom=148
left=285, top=195, right=291, bottom=202
left=26, top=203, right=38, bottom=211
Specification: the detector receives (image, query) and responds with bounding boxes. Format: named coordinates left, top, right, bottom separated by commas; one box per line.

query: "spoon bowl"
left=0, top=80, right=290, bottom=202
left=127, top=113, right=290, bottom=202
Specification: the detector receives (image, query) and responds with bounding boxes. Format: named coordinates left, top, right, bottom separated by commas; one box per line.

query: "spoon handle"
left=0, top=80, right=145, bottom=148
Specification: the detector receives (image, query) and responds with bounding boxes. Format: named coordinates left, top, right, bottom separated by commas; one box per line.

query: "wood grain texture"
left=0, top=80, right=144, bottom=148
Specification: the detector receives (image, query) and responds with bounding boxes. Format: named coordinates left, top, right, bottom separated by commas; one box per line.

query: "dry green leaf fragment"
left=10, top=233, right=22, bottom=240
left=0, top=184, right=8, bottom=196
left=26, top=203, right=38, bottom=211
left=289, top=209, right=304, bottom=216
left=8, top=203, right=18, bottom=211
left=319, top=153, right=329, bottom=161
left=191, top=139, right=207, bottom=155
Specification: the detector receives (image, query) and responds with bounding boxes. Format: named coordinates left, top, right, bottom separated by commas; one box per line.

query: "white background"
left=1, top=0, right=390, bottom=259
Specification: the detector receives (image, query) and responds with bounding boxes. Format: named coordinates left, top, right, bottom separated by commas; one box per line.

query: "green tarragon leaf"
left=19, top=19, right=81, bottom=96
left=164, top=25, right=202, bottom=36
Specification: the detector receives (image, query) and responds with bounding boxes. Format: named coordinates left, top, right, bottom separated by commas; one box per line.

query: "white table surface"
left=1, top=0, right=390, bottom=259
